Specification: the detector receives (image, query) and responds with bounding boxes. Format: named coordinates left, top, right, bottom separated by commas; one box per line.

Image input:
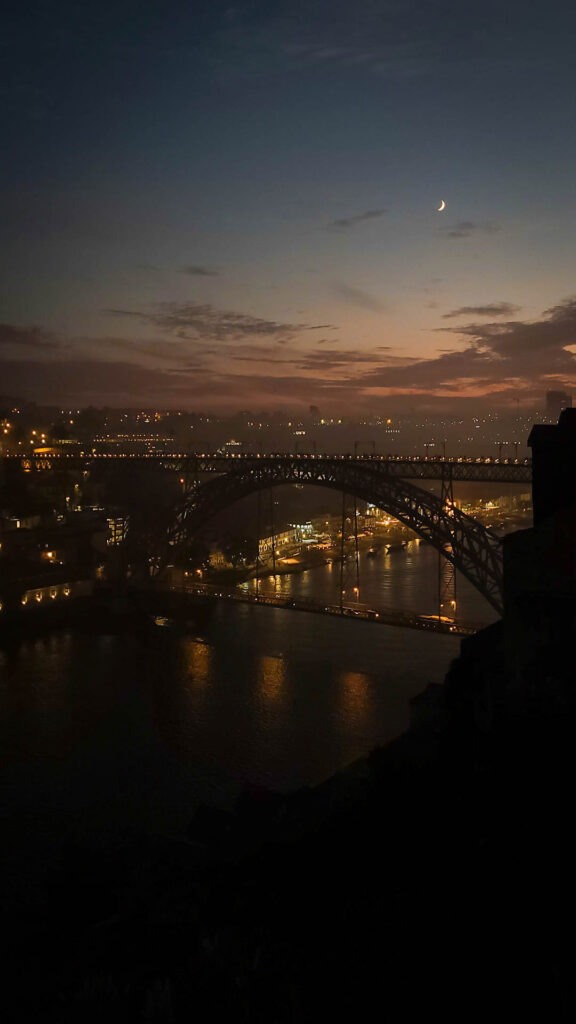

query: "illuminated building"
left=107, top=513, right=130, bottom=546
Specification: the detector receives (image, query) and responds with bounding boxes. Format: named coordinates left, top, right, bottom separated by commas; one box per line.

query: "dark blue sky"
left=2, top=0, right=576, bottom=410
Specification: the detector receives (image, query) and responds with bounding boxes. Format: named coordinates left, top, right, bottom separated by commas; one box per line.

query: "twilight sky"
left=2, top=0, right=576, bottom=411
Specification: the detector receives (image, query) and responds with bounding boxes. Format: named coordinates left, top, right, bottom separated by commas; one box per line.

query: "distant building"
left=208, top=545, right=229, bottom=569
left=545, top=390, right=572, bottom=420
left=0, top=511, right=107, bottom=611
left=259, top=526, right=308, bottom=558
left=220, top=439, right=242, bottom=453
left=107, top=512, right=130, bottom=546
left=491, top=493, right=532, bottom=512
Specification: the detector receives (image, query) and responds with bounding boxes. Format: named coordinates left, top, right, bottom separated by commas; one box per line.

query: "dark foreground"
left=2, top=622, right=574, bottom=1023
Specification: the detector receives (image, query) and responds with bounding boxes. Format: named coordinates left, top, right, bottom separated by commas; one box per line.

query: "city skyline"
left=2, top=0, right=576, bottom=410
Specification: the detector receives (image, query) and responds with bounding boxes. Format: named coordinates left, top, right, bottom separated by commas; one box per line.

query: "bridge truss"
left=170, top=457, right=505, bottom=614
left=6, top=452, right=532, bottom=487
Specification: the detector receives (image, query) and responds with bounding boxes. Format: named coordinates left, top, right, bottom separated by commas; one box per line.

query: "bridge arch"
left=169, top=458, right=503, bottom=614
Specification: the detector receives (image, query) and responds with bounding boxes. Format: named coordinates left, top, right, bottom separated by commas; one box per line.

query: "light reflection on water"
left=247, top=543, right=498, bottom=623
left=258, top=654, right=286, bottom=703
left=184, top=637, right=212, bottom=688
left=339, top=671, right=371, bottom=729
left=0, top=546, right=492, bottom=872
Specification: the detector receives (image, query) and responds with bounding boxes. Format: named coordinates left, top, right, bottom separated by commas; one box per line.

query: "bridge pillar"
left=339, top=492, right=360, bottom=610
left=438, top=467, right=457, bottom=621
left=180, top=458, right=202, bottom=497
left=269, top=487, right=276, bottom=575
left=438, top=543, right=457, bottom=621
left=255, top=489, right=262, bottom=598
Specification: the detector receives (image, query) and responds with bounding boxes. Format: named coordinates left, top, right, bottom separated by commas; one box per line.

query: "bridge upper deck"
left=2, top=452, right=532, bottom=485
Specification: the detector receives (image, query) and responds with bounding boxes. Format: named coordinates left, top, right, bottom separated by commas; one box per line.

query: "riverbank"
left=0, top=588, right=215, bottom=644
left=206, top=528, right=414, bottom=586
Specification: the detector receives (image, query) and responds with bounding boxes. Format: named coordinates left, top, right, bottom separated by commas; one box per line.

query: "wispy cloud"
left=332, top=282, right=387, bottom=312
left=218, top=2, right=443, bottom=85
left=178, top=264, right=219, bottom=277
left=438, top=297, right=576, bottom=360
left=328, top=209, right=386, bottom=231
left=0, top=323, right=60, bottom=349
left=441, top=220, right=501, bottom=239
left=105, top=302, right=333, bottom=344
left=360, top=296, right=576, bottom=395
left=97, top=336, right=198, bottom=365
left=442, top=302, right=521, bottom=319
left=5, top=294, right=574, bottom=409
left=133, top=263, right=160, bottom=272
left=296, top=349, right=412, bottom=371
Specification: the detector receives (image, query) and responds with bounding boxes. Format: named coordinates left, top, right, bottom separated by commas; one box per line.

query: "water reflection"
left=258, top=654, right=286, bottom=703
left=246, top=543, right=497, bottom=622
left=339, top=670, right=371, bottom=726
left=184, top=638, right=212, bottom=688
left=2, top=552, right=468, bottom=852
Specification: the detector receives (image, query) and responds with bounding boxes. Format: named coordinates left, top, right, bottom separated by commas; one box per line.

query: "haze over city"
left=2, top=0, right=576, bottom=411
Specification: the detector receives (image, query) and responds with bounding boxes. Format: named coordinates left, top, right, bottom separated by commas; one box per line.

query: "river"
left=0, top=543, right=497, bottom=886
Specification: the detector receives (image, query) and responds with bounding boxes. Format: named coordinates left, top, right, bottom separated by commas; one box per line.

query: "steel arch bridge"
left=170, top=456, right=504, bottom=614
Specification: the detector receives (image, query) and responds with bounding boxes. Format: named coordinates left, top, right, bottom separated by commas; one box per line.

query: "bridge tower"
left=255, top=489, right=262, bottom=597
left=339, top=492, right=360, bottom=611
left=254, top=487, right=278, bottom=597
left=269, top=487, right=276, bottom=574
left=438, top=466, right=457, bottom=621
left=179, top=460, right=201, bottom=497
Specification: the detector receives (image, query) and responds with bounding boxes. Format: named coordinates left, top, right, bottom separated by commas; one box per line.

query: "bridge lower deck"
left=154, top=583, right=489, bottom=636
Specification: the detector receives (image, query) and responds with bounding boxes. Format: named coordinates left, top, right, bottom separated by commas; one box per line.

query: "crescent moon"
left=438, top=200, right=446, bottom=212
